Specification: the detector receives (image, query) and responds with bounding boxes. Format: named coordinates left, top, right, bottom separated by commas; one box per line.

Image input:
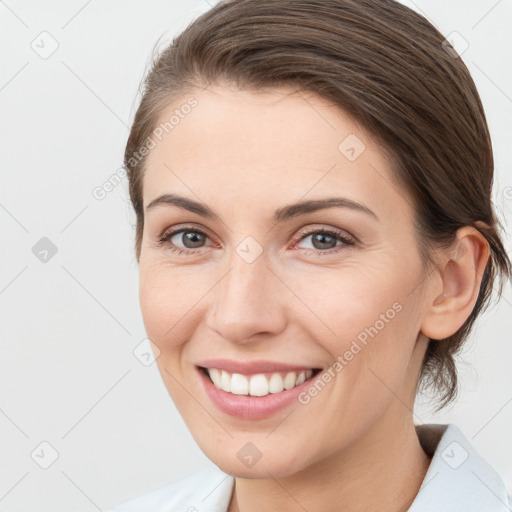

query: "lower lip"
left=197, top=367, right=318, bottom=420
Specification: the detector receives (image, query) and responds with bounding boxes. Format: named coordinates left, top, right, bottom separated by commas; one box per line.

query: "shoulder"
left=108, top=464, right=234, bottom=512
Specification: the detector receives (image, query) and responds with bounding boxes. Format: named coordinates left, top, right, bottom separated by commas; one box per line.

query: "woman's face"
left=139, top=84, right=436, bottom=477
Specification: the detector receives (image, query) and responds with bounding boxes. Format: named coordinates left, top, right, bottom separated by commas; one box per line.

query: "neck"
left=228, top=407, right=431, bottom=512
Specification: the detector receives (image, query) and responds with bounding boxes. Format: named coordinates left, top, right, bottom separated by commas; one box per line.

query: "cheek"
left=138, top=265, right=209, bottom=410
left=293, top=263, right=412, bottom=347
left=138, top=263, right=207, bottom=352
left=294, top=277, right=419, bottom=449
left=293, top=263, right=420, bottom=398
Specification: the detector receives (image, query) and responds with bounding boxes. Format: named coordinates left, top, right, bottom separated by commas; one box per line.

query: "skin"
left=138, top=83, right=490, bottom=512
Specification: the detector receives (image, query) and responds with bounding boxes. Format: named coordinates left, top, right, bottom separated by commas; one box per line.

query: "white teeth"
left=230, top=373, right=249, bottom=395
left=249, top=374, right=268, bottom=396
left=296, top=372, right=306, bottom=385
left=221, top=370, right=231, bottom=392
left=206, top=368, right=315, bottom=396
left=209, top=368, right=221, bottom=389
left=268, top=373, right=284, bottom=393
left=283, top=372, right=296, bottom=390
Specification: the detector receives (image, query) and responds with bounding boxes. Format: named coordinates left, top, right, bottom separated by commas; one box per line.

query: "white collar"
left=408, top=423, right=511, bottom=511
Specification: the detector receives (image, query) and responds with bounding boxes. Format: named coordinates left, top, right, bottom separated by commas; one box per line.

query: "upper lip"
left=197, top=359, right=318, bottom=375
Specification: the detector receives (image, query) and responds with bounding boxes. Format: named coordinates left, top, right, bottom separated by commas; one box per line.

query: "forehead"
left=142, top=84, right=411, bottom=224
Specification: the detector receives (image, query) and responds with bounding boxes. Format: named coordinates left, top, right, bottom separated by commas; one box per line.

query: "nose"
left=205, top=250, right=287, bottom=344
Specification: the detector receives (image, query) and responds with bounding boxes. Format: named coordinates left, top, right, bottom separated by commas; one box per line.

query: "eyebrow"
left=146, top=193, right=378, bottom=222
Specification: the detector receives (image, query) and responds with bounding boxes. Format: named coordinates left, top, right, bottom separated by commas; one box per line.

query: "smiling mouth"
left=199, top=366, right=322, bottom=397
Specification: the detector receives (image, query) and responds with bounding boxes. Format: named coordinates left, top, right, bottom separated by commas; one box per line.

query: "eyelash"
left=157, top=224, right=355, bottom=257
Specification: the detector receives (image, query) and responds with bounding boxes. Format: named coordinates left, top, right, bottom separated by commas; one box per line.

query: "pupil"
left=312, top=233, right=336, bottom=250
left=183, top=231, right=205, bottom=248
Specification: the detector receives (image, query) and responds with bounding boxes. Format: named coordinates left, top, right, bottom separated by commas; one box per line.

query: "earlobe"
left=420, top=226, right=490, bottom=341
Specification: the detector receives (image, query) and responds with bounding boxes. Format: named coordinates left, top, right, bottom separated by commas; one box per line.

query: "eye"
left=158, top=225, right=213, bottom=256
left=293, top=227, right=355, bottom=255
left=157, top=224, right=355, bottom=257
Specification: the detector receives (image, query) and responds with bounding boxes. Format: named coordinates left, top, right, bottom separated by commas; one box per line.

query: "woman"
left=110, top=0, right=511, bottom=510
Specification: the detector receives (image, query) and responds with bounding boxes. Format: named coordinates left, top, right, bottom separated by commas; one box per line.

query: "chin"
left=196, top=434, right=317, bottom=480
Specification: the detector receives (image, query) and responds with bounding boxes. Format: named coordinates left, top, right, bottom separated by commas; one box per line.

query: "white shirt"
left=109, top=423, right=511, bottom=511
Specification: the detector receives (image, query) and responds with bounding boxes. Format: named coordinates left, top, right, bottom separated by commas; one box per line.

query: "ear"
left=420, top=225, right=490, bottom=341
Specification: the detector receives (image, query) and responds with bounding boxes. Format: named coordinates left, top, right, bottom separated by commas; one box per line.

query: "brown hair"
left=124, top=0, right=511, bottom=409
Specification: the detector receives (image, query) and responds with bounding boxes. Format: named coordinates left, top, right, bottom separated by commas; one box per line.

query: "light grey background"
left=1, top=1, right=511, bottom=510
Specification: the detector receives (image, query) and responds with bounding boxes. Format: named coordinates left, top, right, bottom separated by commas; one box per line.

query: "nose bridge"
left=207, top=246, right=286, bottom=343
